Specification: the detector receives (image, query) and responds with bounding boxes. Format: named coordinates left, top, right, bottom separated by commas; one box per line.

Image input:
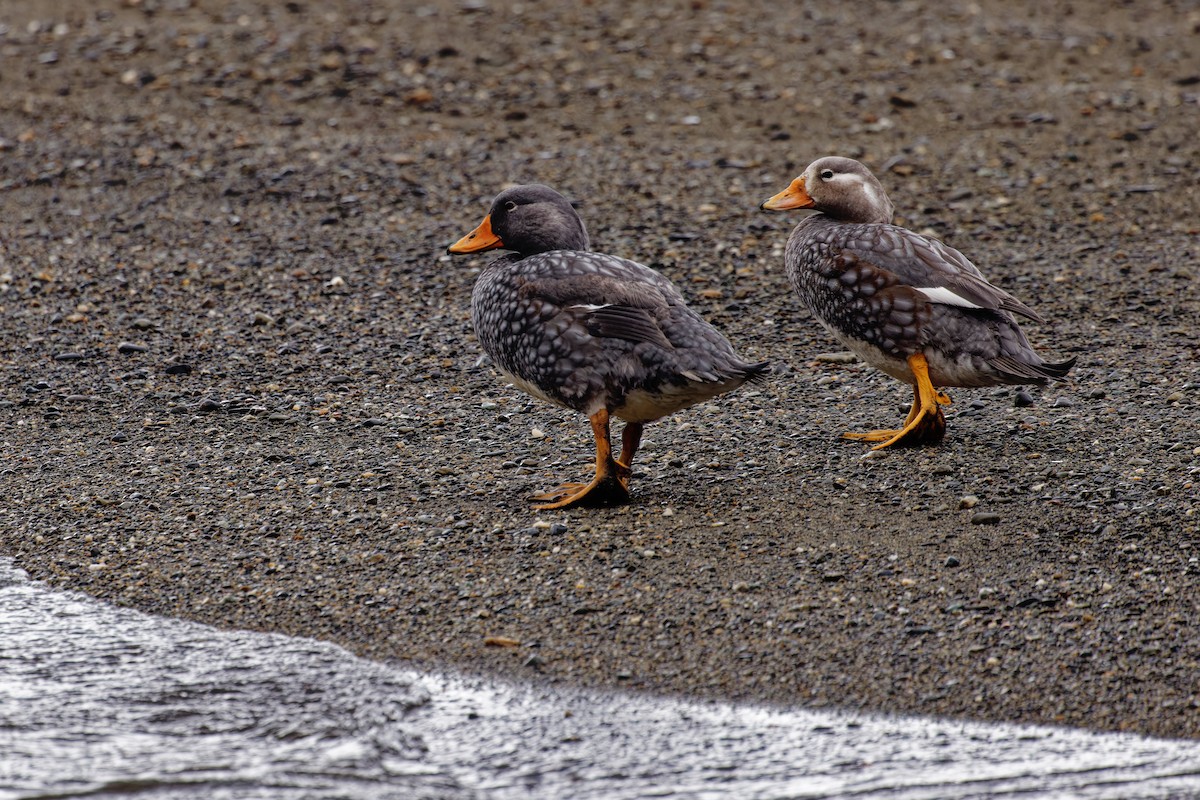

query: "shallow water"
left=416, top=675, right=1200, bottom=800
left=0, top=561, right=458, bottom=800
left=2, top=558, right=1199, bottom=800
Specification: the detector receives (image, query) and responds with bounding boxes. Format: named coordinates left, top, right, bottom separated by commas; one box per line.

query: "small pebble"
left=117, top=342, right=147, bottom=354
left=1014, top=390, right=1035, bottom=407
left=1051, top=396, right=1074, bottom=408
left=53, top=352, right=84, bottom=362
left=944, top=556, right=960, bottom=567
left=971, top=512, right=1002, bottom=525
left=959, top=495, right=979, bottom=509
left=483, top=636, right=520, bottom=648
left=165, top=363, right=192, bottom=375
left=814, top=351, right=858, bottom=364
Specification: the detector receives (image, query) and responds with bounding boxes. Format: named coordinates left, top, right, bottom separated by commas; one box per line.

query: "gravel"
left=0, top=0, right=1197, bottom=740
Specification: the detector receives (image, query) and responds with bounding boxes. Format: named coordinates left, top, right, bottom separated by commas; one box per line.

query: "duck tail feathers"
left=990, top=355, right=1076, bottom=383
left=741, top=360, right=772, bottom=384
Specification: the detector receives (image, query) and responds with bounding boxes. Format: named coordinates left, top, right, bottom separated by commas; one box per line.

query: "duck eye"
left=504, top=200, right=518, bottom=212
left=819, top=169, right=834, bottom=181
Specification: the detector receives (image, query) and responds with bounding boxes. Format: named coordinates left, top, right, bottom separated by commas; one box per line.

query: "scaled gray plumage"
left=451, top=183, right=768, bottom=508
left=762, top=156, right=1075, bottom=448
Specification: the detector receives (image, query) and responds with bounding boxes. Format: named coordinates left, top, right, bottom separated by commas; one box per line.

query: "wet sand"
left=0, top=0, right=1198, bottom=739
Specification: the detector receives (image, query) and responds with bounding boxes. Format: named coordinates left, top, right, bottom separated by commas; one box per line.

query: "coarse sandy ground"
left=1, top=0, right=1198, bottom=739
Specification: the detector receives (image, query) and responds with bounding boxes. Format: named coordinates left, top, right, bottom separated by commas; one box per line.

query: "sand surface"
left=1, top=0, right=1198, bottom=738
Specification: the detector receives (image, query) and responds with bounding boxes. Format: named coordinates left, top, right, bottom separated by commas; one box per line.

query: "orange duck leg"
left=843, top=353, right=951, bottom=449
left=530, top=409, right=632, bottom=509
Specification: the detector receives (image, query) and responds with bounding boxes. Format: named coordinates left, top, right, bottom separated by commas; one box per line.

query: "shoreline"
left=0, top=0, right=1197, bottom=741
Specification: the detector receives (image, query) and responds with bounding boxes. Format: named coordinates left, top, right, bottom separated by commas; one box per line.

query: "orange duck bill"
left=760, top=177, right=815, bottom=211
left=448, top=213, right=504, bottom=253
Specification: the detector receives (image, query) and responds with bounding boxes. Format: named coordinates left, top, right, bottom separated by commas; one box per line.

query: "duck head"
left=760, top=156, right=894, bottom=224
left=449, top=184, right=590, bottom=256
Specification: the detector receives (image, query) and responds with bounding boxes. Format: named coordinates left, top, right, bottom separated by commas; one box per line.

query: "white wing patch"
left=570, top=303, right=612, bottom=312
left=914, top=286, right=984, bottom=309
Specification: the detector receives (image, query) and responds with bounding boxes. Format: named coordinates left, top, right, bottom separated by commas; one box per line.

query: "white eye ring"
left=504, top=200, right=518, bottom=212
left=819, top=169, right=834, bottom=180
